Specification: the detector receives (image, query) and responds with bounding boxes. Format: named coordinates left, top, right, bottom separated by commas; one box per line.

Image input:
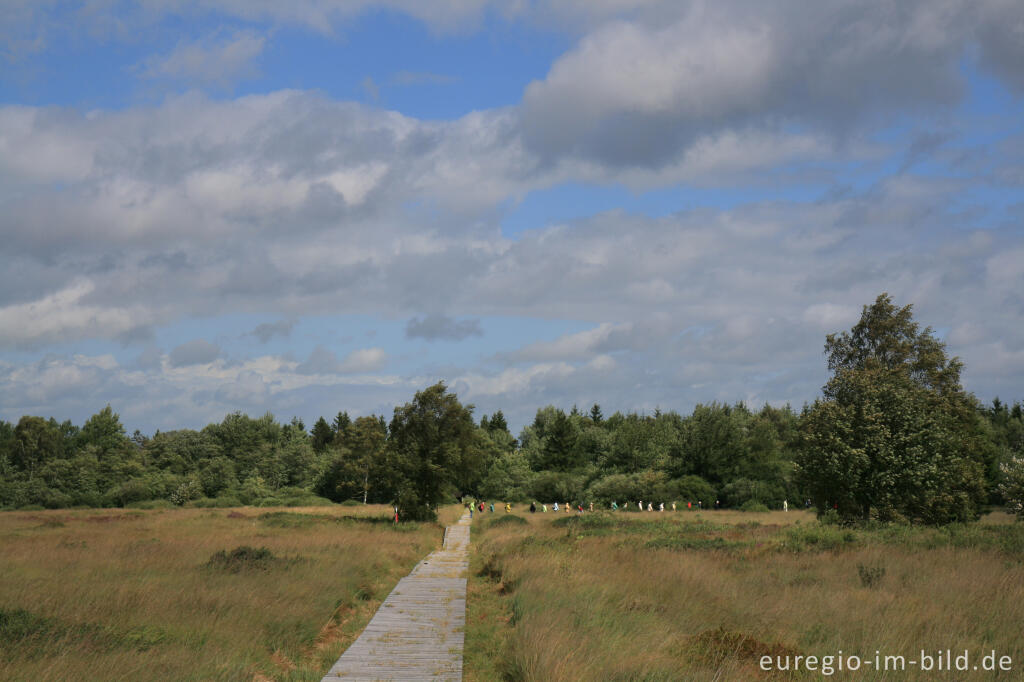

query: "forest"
left=2, top=295, right=1023, bottom=524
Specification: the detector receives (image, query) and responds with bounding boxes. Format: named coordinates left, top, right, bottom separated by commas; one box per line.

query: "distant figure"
left=479, top=502, right=484, bottom=512
left=672, top=502, right=676, bottom=512
left=698, top=500, right=702, bottom=510
left=659, top=502, right=664, bottom=512
left=542, top=504, right=548, bottom=512
left=687, top=501, right=692, bottom=510
left=530, top=502, right=537, bottom=513
left=394, top=506, right=399, bottom=524
left=647, top=502, right=653, bottom=512
left=565, top=502, right=570, bottom=513
left=489, top=503, right=494, bottom=513
left=577, top=504, right=583, bottom=514
left=469, top=506, right=473, bottom=519
left=553, top=502, right=559, bottom=512
left=611, top=501, right=618, bottom=510
left=783, top=499, right=788, bottom=512
left=505, top=503, right=511, bottom=513
left=639, top=500, right=643, bottom=512
left=715, top=499, right=720, bottom=510
left=589, top=502, right=594, bottom=512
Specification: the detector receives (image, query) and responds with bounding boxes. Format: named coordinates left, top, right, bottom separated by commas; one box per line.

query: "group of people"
left=463, top=497, right=735, bottom=516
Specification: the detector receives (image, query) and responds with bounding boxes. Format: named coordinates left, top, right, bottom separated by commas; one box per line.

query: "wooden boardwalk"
left=321, top=510, right=471, bottom=681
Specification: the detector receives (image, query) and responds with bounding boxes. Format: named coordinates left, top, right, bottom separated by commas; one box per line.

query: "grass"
left=465, top=509, right=1024, bottom=681
left=0, top=503, right=461, bottom=681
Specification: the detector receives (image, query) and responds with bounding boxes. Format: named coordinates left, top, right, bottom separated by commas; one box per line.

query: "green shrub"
left=857, top=562, right=886, bottom=588
left=205, top=546, right=279, bottom=573
left=739, top=500, right=770, bottom=513
left=489, top=515, right=528, bottom=528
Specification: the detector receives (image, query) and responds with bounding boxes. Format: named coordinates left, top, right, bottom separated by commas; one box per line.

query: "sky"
left=1, top=0, right=1023, bottom=437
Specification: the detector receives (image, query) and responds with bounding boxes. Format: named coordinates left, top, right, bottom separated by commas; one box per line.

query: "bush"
left=205, top=546, right=279, bottom=572
left=739, top=500, right=770, bottom=513
left=857, top=562, right=886, bottom=588
left=489, top=515, right=528, bottom=528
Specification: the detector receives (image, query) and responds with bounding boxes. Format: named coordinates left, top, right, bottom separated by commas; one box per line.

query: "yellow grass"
left=0, top=504, right=460, bottom=681
left=466, top=510, right=1024, bottom=681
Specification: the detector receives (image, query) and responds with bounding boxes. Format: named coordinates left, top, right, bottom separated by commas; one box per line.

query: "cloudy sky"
left=1, top=0, right=1022, bottom=435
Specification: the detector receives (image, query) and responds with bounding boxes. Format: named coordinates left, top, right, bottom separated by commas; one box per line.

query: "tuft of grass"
left=205, top=546, right=281, bottom=573
left=488, top=514, right=527, bottom=528
left=857, top=562, right=886, bottom=588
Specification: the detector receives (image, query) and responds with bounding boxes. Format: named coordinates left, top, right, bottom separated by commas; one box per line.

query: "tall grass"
left=0, top=504, right=459, bottom=681
left=466, top=510, right=1024, bottom=681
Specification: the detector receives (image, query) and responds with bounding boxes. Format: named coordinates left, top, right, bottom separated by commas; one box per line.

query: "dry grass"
left=0, top=504, right=459, bottom=681
left=466, top=510, right=1024, bottom=681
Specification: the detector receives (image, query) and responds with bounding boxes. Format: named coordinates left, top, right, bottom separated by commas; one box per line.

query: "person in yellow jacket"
left=504, top=502, right=511, bottom=513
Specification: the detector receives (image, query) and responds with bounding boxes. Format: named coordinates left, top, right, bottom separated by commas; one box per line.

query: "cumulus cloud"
left=521, top=0, right=1024, bottom=166
left=169, top=339, right=221, bottom=367
left=405, top=314, right=483, bottom=341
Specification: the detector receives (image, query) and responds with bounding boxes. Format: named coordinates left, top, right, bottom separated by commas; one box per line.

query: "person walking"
left=553, top=502, right=559, bottom=512
left=659, top=502, right=664, bottom=512
left=647, top=502, right=653, bottom=512
left=542, top=503, right=548, bottom=512
left=530, top=501, right=537, bottom=513
left=505, top=502, right=511, bottom=513
left=611, top=501, right=618, bottom=510
left=783, top=499, right=788, bottom=512
left=672, top=501, right=677, bottom=512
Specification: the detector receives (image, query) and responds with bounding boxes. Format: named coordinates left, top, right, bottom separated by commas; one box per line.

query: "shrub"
left=489, top=515, right=528, bottom=528
left=739, top=500, right=770, bottom=513
left=205, top=546, right=279, bottom=573
left=857, top=562, right=886, bottom=588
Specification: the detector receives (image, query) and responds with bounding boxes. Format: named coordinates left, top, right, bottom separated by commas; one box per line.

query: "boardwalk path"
left=321, top=510, right=472, bottom=681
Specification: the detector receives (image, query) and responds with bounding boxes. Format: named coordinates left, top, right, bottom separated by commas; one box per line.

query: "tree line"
left=2, top=294, right=1023, bottom=523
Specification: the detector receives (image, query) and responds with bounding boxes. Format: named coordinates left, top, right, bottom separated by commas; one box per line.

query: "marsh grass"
left=465, top=510, right=1024, bottom=681
left=0, top=503, right=460, bottom=681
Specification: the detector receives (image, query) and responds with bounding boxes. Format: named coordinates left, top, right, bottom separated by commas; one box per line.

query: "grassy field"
left=465, top=508, right=1024, bottom=681
left=0, top=503, right=461, bottom=681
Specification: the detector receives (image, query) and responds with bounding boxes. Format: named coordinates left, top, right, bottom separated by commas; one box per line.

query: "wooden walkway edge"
left=321, top=510, right=472, bottom=681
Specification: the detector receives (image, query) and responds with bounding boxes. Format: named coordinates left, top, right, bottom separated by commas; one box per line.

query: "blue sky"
left=1, top=0, right=1022, bottom=435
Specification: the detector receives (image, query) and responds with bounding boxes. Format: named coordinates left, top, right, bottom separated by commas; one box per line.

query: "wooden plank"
left=321, top=510, right=472, bottom=681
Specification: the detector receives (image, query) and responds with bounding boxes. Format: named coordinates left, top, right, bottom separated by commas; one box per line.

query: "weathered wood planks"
left=321, top=511, right=472, bottom=681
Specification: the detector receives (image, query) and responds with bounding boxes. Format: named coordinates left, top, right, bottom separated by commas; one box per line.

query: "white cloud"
left=137, top=30, right=265, bottom=87
left=0, top=281, right=150, bottom=348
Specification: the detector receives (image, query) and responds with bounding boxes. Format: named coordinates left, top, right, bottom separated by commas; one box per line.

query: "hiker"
left=687, top=501, right=692, bottom=510
left=530, top=502, right=537, bottom=513
left=715, top=499, right=720, bottom=509
left=638, top=499, right=643, bottom=512
left=672, top=502, right=677, bottom=512
left=577, top=504, right=583, bottom=514
left=659, top=502, right=664, bottom=512
left=564, top=502, right=570, bottom=513
left=611, top=501, right=618, bottom=510
left=489, top=502, right=494, bottom=513
left=589, top=501, right=594, bottom=512
left=698, top=500, right=702, bottom=510
left=469, top=505, right=473, bottom=519
left=647, top=502, right=653, bottom=512
left=553, top=502, right=559, bottom=512
left=783, top=499, right=788, bottom=512
left=505, top=502, right=511, bottom=513
left=542, top=504, right=548, bottom=512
